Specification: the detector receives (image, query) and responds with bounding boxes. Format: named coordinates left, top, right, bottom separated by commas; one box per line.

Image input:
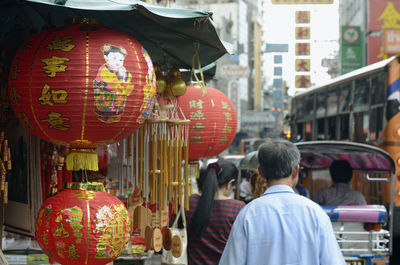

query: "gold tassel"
left=66, top=149, right=99, bottom=171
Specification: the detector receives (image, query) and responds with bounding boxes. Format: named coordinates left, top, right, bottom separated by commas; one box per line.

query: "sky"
left=262, top=0, right=340, bottom=96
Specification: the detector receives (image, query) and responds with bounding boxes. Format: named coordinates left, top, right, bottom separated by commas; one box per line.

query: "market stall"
left=0, top=0, right=237, bottom=264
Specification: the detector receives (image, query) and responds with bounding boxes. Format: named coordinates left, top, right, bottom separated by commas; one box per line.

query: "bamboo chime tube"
left=152, top=123, right=157, bottom=205
left=168, top=127, right=173, bottom=202
left=173, top=124, right=179, bottom=214
left=147, top=122, right=152, bottom=204
left=161, top=120, right=167, bottom=210
left=159, top=122, right=164, bottom=211
left=184, top=137, right=189, bottom=210
left=162, top=122, right=167, bottom=210
left=140, top=125, right=144, bottom=194
left=177, top=124, right=182, bottom=208
left=145, top=122, right=150, bottom=206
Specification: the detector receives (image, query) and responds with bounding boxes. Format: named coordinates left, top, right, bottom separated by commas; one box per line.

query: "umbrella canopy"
left=1, top=0, right=232, bottom=69
left=295, top=141, right=395, bottom=173
left=238, top=150, right=258, bottom=171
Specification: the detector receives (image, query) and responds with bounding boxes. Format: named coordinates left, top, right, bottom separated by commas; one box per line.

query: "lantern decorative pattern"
left=177, top=85, right=237, bottom=161
left=35, top=183, right=131, bottom=265
left=8, top=23, right=156, bottom=152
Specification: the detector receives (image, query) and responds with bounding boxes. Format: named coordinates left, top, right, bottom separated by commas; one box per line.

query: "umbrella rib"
left=126, top=24, right=193, bottom=68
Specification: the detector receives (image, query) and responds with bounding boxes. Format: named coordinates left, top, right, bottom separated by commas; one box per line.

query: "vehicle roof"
left=296, top=141, right=395, bottom=173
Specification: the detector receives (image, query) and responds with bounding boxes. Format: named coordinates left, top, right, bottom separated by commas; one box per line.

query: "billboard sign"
left=384, top=29, right=400, bottom=54
left=341, top=26, right=364, bottom=74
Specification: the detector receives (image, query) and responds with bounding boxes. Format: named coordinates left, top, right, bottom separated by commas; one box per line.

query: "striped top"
left=186, top=194, right=245, bottom=265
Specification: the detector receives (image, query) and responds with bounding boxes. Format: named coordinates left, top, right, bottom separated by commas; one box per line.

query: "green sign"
left=341, top=46, right=363, bottom=74
left=341, top=26, right=365, bottom=74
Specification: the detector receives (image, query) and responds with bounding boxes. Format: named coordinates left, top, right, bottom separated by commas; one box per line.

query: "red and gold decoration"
left=8, top=23, right=156, bottom=171
left=177, top=85, right=237, bottom=161
left=35, top=183, right=131, bottom=265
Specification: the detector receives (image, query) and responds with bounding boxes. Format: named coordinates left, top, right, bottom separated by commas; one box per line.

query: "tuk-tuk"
left=296, top=141, right=394, bottom=265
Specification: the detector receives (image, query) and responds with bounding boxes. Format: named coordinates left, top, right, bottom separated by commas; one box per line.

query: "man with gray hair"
left=219, top=139, right=345, bottom=265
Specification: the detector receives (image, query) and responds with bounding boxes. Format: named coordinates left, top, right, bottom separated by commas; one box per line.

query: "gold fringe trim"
left=66, top=149, right=99, bottom=171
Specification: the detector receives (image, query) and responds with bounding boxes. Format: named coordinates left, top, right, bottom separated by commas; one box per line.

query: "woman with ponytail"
left=186, top=159, right=245, bottom=265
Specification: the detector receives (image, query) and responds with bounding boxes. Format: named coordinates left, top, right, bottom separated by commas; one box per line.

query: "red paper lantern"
left=177, top=85, right=237, bottom=161
left=35, top=183, right=131, bottom=265
left=8, top=23, right=156, bottom=170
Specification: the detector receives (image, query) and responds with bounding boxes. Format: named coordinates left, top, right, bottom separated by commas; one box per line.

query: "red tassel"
left=57, top=168, right=63, bottom=192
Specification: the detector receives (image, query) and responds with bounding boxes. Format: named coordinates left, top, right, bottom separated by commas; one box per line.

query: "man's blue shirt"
left=219, top=185, right=345, bottom=265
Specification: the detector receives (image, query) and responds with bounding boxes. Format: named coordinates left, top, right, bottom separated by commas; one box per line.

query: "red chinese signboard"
left=296, top=11, right=311, bottom=24
left=294, top=10, right=311, bottom=88
left=367, top=0, right=400, bottom=64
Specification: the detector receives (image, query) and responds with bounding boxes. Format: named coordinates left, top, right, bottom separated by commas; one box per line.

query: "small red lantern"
left=8, top=23, right=156, bottom=170
left=35, top=183, right=131, bottom=265
left=177, top=85, right=237, bottom=161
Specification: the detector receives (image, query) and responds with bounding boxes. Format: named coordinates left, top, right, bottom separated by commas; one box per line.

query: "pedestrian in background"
left=316, top=159, right=366, bottom=206
left=187, top=159, right=245, bottom=265
left=219, top=139, right=345, bottom=265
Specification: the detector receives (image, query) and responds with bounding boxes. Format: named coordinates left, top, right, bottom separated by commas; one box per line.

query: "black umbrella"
left=1, top=0, right=232, bottom=69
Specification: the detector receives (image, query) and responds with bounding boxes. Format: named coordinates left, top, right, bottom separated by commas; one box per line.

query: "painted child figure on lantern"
left=93, top=44, right=134, bottom=124
left=136, top=48, right=156, bottom=123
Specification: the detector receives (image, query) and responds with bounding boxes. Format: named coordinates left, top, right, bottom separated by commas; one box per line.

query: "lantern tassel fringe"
left=66, top=150, right=99, bottom=171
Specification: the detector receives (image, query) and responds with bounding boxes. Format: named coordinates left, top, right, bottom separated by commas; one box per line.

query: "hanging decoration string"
left=192, top=41, right=206, bottom=95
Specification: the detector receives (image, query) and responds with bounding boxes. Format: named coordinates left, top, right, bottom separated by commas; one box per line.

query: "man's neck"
left=267, top=178, right=295, bottom=188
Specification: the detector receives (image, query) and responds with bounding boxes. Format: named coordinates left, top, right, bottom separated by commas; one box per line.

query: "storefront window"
left=295, top=98, right=304, bottom=120
left=305, top=121, right=312, bottom=141
left=326, top=90, right=338, bottom=116
left=353, top=112, right=369, bottom=142
left=316, top=93, right=326, bottom=118
left=370, top=73, right=385, bottom=105
left=369, top=107, right=384, bottom=141
left=304, top=95, right=314, bottom=120
left=339, top=83, right=352, bottom=113
left=317, top=118, right=325, bottom=140
left=296, top=123, right=304, bottom=141
left=339, top=114, right=350, bottom=140
left=354, top=77, right=369, bottom=112
left=327, top=117, right=336, bottom=140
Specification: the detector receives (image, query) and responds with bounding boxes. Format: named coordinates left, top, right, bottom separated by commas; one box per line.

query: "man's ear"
left=292, top=164, right=300, bottom=182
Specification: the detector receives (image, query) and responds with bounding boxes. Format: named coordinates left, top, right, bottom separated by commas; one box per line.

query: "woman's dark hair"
left=329, top=160, right=353, bottom=183
left=189, top=159, right=238, bottom=237
left=196, top=168, right=207, bottom=193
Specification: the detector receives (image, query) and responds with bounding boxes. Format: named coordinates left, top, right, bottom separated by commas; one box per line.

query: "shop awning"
left=1, top=0, right=233, bottom=69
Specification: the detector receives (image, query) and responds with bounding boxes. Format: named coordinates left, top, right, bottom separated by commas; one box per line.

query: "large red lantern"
left=8, top=23, right=156, bottom=170
left=177, top=85, right=237, bottom=161
left=35, top=183, right=131, bottom=265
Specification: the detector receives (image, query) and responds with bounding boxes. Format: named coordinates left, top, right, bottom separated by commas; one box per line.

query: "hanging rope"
left=192, top=41, right=206, bottom=95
